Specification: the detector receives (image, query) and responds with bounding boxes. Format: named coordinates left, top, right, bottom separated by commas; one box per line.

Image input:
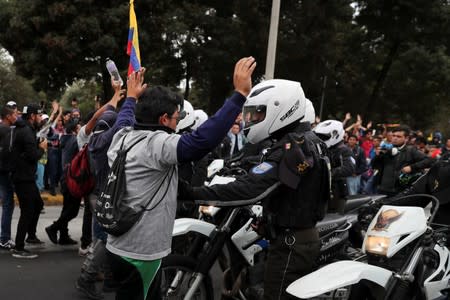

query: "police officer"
left=313, top=120, right=355, bottom=213
left=185, top=79, right=331, bottom=300
left=176, top=100, right=208, bottom=218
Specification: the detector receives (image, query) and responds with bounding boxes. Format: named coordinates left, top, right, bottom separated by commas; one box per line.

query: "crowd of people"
left=0, top=56, right=449, bottom=300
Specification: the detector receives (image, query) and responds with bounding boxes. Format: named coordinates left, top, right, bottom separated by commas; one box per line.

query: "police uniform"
left=191, top=122, right=330, bottom=299
left=328, top=141, right=354, bottom=213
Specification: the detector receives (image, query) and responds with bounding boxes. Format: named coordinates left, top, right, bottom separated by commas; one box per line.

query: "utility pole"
left=264, top=0, right=281, bottom=80
left=319, top=75, right=327, bottom=121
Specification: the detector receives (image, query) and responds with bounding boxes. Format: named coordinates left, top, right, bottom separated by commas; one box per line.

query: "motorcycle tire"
left=160, top=254, right=214, bottom=300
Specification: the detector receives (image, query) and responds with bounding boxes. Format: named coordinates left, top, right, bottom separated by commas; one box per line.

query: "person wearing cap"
left=10, top=103, right=47, bottom=259
left=6, top=101, right=21, bottom=117
left=182, top=79, right=331, bottom=299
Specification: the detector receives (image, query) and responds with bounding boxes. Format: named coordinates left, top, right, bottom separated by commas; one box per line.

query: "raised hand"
left=233, top=57, right=257, bottom=97
left=127, top=67, right=148, bottom=100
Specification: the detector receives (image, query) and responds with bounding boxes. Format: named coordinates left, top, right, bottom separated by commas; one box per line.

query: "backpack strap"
left=141, top=166, right=176, bottom=211
left=119, top=133, right=147, bottom=153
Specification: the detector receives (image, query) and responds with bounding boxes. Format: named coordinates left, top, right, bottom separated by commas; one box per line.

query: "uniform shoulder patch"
left=251, top=162, right=274, bottom=174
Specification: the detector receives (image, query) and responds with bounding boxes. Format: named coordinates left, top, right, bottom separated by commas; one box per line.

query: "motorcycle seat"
left=344, top=195, right=373, bottom=212
left=316, top=213, right=349, bottom=237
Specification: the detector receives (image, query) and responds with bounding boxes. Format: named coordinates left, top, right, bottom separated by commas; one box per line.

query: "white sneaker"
left=0, top=240, right=15, bottom=250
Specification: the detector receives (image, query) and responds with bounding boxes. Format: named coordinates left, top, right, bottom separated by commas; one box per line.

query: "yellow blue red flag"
left=127, top=0, right=141, bottom=75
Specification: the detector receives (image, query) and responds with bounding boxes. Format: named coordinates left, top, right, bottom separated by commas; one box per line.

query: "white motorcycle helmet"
left=191, top=109, right=208, bottom=130
left=176, top=100, right=195, bottom=133
left=242, top=79, right=307, bottom=144
left=313, top=120, right=345, bottom=148
left=304, top=98, right=315, bottom=124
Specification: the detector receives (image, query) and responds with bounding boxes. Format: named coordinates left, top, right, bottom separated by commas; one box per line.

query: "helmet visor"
left=243, top=105, right=267, bottom=129
left=316, top=133, right=331, bottom=142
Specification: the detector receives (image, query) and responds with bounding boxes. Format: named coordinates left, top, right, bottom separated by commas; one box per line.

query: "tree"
left=0, top=47, right=44, bottom=108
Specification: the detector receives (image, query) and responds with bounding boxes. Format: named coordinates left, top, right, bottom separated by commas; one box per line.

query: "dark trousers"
left=14, top=182, right=44, bottom=250
left=264, top=228, right=320, bottom=300
left=108, top=251, right=161, bottom=300
left=81, top=195, right=92, bottom=248
left=0, top=172, right=14, bottom=243
left=47, top=147, right=61, bottom=189
left=53, top=182, right=81, bottom=237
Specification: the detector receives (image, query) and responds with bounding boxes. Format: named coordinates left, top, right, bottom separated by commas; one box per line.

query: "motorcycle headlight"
left=365, top=235, right=390, bottom=256
left=199, top=206, right=215, bottom=216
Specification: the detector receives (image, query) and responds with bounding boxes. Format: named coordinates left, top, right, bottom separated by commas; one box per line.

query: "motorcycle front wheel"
left=160, top=254, right=214, bottom=300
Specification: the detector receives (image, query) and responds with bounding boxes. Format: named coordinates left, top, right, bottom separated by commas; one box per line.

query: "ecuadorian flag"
left=127, top=0, right=141, bottom=75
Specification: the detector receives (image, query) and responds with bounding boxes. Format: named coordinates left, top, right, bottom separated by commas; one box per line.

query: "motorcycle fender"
left=172, top=218, right=216, bottom=237
left=286, top=261, right=392, bottom=299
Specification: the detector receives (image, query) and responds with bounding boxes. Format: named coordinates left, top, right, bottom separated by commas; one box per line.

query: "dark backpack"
left=0, top=125, right=16, bottom=172
left=95, top=134, right=175, bottom=237
left=65, top=144, right=95, bottom=198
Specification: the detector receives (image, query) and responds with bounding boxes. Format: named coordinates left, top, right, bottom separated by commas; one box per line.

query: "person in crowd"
left=45, top=121, right=81, bottom=245
left=314, top=120, right=355, bottom=213
left=369, top=135, right=382, bottom=163
left=35, top=114, right=50, bottom=192
left=75, top=76, right=137, bottom=299
left=432, top=131, right=443, bottom=148
left=441, top=138, right=450, bottom=160
left=47, top=109, right=64, bottom=196
left=104, top=57, right=256, bottom=300
left=228, top=122, right=246, bottom=158
left=11, top=103, right=47, bottom=259
left=0, top=106, right=18, bottom=250
left=346, top=134, right=368, bottom=195
left=381, top=127, right=394, bottom=149
left=182, top=78, right=330, bottom=300
left=71, top=97, right=79, bottom=110
left=62, top=110, right=72, bottom=125
left=76, top=82, right=125, bottom=256
left=6, top=101, right=20, bottom=116
left=360, top=130, right=374, bottom=159
left=415, top=136, right=428, bottom=153
left=372, top=125, right=434, bottom=196
left=71, top=108, right=81, bottom=125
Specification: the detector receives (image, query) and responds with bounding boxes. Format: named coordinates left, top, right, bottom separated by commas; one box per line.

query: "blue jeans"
left=0, top=173, right=15, bottom=243
left=36, top=162, right=45, bottom=192
left=346, top=175, right=361, bottom=195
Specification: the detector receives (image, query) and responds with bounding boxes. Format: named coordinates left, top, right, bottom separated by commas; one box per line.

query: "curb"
left=13, top=192, right=64, bottom=206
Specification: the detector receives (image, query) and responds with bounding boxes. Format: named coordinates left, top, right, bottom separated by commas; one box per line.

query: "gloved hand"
left=177, top=179, right=195, bottom=201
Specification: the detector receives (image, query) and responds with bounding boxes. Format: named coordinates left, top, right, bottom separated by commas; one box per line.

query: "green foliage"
left=0, top=48, right=45, bottom=108
left=0, top=0, right=448, bottom=131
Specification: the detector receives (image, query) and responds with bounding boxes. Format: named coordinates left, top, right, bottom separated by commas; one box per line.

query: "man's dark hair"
left=348, top=134, right=358, bottom=140
left=1, top=106, right=15, bottom=119
left=65, top=121, right=78, bottom=134
left=392, top=125, right=411, bottom=137
left=135, top=86, right=183, bottom=125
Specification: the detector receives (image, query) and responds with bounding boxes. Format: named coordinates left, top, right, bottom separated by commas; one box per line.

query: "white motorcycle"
left=287, top=194, right=450, bottom=300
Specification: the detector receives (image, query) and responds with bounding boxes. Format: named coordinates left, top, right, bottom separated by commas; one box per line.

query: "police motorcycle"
left=160, top=155, right=374, bottom=300
left=286, top=193, right=450, bottom=300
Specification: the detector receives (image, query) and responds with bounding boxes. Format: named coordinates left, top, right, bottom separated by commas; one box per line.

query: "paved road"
left=0, top=205, right=114, bottom=300
left=0, top=205, right=223, bottom=300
